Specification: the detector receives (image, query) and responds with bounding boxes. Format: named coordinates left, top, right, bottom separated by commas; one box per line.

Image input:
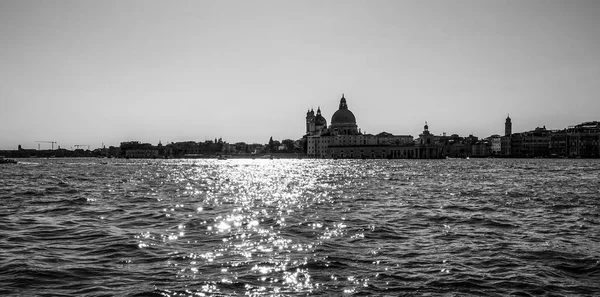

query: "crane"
left=35, top=141, right=57, bottom=150
left=74, top=145, right=90, bottom=150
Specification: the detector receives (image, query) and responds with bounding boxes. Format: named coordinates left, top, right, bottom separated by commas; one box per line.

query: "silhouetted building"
left=489, top=135, right=501, bottom=156
left=306, top=107, right=328, bottom=136
left=505, top=115, right=512, bottom=136
left=501, top=136, right=511, bottom=156
left=120, top=141, right=158, bottom=158
left=562, top=121, right=600, bottom=157
left=549, top=130, right=569, bottom=157
left=305, top=95, right=443, bottom=159
left=511, top=126, right=551, bottom=157
left=414, top=122, right=443, bottom=159
left=472, top=141, right=491, bottom=157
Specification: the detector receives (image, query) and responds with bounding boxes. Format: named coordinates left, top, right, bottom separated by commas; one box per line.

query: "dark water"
left=1, top=158, right=599, bottom=296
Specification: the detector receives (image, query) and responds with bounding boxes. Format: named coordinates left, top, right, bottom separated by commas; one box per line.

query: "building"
left=305, top=107, right=328, bottom=136
left=305, top=94, right=441, bottom=159
left=120, top=141, right=159, bottom=158
left=511, top=126, right=551, bottom=157
left=326, top=123, right=442, bottom=159
left=489, top=135, right=502, bottom=156
left=472, top=141, right=491, bottom=157
left=549, top=130, right=568, bottom=157
left=440, top=134, right=470, bottom=158
left=375, top=132, right=414, bottom=145
left=414, top=122, right=443, bottom=159
left=550, top=121, right=600, bottom=157
left=567, top=122, right=600, bottom=157
left=500, top=136, right=511, bottom=156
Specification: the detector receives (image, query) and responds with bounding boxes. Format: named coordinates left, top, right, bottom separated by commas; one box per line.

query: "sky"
left=1, top=0, right=599, bottom=150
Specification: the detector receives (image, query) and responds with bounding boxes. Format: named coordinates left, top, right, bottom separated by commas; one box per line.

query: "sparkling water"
left=1, top=158, right=599, bottom=296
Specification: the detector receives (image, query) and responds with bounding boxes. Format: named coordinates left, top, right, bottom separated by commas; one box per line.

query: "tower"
left=505, top=115, right=512, bottom=136
left=306, top=108, right=315, bottom=134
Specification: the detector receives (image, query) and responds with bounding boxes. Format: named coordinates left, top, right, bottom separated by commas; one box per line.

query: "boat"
left=217, top=155, right=227, bottom=160
left=0, top=156, right=17, bottom=164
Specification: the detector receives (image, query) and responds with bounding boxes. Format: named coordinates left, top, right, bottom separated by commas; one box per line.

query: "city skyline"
left=2, top=1, right=600, bottom=150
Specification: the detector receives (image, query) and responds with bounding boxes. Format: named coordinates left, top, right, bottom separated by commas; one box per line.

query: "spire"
left=339, top=94, right=348, bottom=110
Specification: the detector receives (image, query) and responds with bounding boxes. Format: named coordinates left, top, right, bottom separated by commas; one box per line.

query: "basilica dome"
left=315, top=114, right=327, bottom=126
left=331, top=95, right=356, bottom=125
left=331, top=109, right=356, bottom=124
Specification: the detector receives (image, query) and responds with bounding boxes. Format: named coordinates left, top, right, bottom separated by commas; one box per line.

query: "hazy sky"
left=1, top=0, right=599, bottom=150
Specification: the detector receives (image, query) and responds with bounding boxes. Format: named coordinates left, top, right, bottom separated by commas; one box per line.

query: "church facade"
left=304, top=94, right=443, bottom=159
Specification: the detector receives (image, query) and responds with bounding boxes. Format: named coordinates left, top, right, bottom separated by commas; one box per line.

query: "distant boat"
left=0, top=156, right=17, bottom=164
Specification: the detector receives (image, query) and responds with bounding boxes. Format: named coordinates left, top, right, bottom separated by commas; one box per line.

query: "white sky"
left=1, top=0, right=599, bottom=150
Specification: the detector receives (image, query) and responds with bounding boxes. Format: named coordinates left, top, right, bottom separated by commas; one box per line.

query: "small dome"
left=315, top=114, right=327, bottom=126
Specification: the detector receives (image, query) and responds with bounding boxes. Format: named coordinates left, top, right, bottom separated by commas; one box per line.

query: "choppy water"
left=1, top=158, right=599, bottom=296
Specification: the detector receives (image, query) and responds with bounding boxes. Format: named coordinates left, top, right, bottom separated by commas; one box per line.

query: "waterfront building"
left=489, top=135, right=502, bottom=156
left=167, top=141, right=203, bottom=158
left=557, top=121, right=600, bottom=157
left=305, top=107, right=328, bottom=136
left=375, top=132, right=414, bottom=145
left=440, top=134, right=466, bottom=158
left=305, top=95, right=441, bottom=159
left=472, top=141, right=491, bottom=157
left=500, top=136, right=511, bottom=156
left=510, top=126, right=551, bottom=157
left=125, top=148, right=159, bottom=158
left=120, top=141, right=159, bottom=158
left=165, top=140, right=224, bottom=158
left=326, top=123, right=440, bottom=159
left=414, top=122, right=443, bottom=159
left=549, top=130, right=569, bottom=157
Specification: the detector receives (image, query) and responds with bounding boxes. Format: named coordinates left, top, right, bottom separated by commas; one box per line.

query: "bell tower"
left=505, top=115, right=512, bottom=136
left=306, top=108, right=315, bottom=134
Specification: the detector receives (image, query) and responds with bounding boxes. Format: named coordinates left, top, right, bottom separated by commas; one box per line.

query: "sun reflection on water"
left=134, top=159, right=349, bottom=295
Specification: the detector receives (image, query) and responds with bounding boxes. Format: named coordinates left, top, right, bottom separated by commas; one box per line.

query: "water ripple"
left=0, top=158, right=599, bottom=295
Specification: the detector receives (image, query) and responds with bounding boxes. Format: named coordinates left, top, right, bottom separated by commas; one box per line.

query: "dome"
left=331, top=94, right=356, bottom=124
left=331, top=109, right=356, bottom=124
left=315, top=114, right=327, bottom=126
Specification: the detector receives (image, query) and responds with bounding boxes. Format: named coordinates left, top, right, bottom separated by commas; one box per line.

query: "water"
left=1, top=158, right=599, bottom=296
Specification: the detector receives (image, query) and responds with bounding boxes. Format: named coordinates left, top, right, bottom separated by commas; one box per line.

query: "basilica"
left=304, top=94, right=443, bottom=159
